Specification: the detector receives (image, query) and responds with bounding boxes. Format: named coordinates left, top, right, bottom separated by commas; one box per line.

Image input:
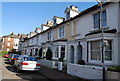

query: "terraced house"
left=19, top=2, right=120, bottom=79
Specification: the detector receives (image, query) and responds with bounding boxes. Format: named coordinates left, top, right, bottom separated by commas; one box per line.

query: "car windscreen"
left=23, top=56, right=37, bottom=61
left=14, top=55, right=20, bottom=58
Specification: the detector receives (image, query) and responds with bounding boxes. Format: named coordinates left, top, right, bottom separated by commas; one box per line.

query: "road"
left=0, top=57, right=51, bottom=81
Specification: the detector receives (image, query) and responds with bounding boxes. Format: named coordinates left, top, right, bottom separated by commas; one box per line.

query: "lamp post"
left=96, top=0, right=106, bottom=81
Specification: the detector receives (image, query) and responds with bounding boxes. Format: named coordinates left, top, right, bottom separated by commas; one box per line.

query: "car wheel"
left=16, top=66, right=21, bottom=73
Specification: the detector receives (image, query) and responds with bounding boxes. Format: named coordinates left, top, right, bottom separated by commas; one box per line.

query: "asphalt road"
left=1, top=57, right=51, bottom=81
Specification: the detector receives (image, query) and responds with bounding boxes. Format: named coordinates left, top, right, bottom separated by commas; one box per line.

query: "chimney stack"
left=11, top=32, right=14, bottom=36
left=70, top=5, right=78, bottom=11
left=18, top=33, right=21, bottom=38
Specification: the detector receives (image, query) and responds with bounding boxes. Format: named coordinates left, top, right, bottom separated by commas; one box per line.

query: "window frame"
left=59, top=26, right=65, bottom=39
left=93, top=10, right=107, bottom=29
left=47, top=31, right=52, bottom=41
left=88, top=39, right=113, bottom=63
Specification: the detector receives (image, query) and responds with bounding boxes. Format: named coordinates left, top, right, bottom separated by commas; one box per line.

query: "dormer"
left=64, top=5, right=80, bottom=20
left=30, top=31, right=36, bottom=37
left=47, top=20, right=53, bottom=27
left=35, top=27, right=41, bottom=34
left=53, top=16, right=65, bottom=26
left=41, top=20, right=53, bottom=31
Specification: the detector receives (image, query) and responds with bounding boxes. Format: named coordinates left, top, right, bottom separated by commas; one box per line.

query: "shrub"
left=107, top=65, right=120, bottom=72
left=0, top=51, right=8, bottom=57
left=78, top=60, right=85, bottom=65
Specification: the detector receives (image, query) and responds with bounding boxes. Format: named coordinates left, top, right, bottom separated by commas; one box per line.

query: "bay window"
left=89, top=40, right=112, bottom=62
left=90, top=41, right=101, bottom=60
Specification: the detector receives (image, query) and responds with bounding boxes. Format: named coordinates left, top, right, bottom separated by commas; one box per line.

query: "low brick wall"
left=39, top=59, right=56, bottom=69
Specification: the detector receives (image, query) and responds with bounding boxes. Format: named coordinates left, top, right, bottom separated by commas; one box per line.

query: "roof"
left=20, top=34, right=27, bottom=38
left=42, top=24, right=52, bottom=27
left=53, top=16, right=65, bottom=20
left=53, top=38, right=68, bottom=42
left=85, top=29, right=117, bottom=36
left=3, top=34, right=19, bottom=38
left=35, top=27, right=41, bottom=30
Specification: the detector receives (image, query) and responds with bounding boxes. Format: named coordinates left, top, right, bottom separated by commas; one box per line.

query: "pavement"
left=0, top=57, right=2, bottom=81
left=39, top=66, right=89, bottom=81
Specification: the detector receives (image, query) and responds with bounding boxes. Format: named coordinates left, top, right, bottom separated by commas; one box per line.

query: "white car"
left=14, top=55, right=40, bottom=72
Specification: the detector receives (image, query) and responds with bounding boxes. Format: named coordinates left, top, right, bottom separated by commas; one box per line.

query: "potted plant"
left=78, top=60, right=85, bottom=65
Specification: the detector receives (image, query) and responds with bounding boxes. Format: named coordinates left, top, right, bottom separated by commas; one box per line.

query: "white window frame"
left=93, top=10, right=107, bottom=29
left=88, top=39, right=113, bottom=64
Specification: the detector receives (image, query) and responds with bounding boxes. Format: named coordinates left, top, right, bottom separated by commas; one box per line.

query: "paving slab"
left=39, top=66, right=89, bottom=81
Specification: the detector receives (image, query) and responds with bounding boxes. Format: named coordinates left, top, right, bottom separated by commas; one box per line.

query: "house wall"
left=66, top=22, right=76, bottom=40
left=3, top=37, right=14, bottom=52
left=118, top=35, right=120, bottom=64
left=13, top=38, right=19, bottom=50
left=0, top=37, right=2, bottom=51
left=106, top=3, right=119, bottom=31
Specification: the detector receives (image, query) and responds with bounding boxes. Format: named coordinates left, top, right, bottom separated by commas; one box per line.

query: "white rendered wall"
left=39, top=59, right=56, bottom=69
left=13, top=38, right=19, bottom=50
left=67, top=63, right=103, bottom=79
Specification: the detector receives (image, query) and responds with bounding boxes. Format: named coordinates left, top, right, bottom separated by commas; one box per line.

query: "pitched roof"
left=20, top=34, right=27, bottom=38
left=3, top=34, right=19, bottom=38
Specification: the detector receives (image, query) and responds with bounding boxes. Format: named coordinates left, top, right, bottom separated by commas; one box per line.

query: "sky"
left=1, top=2, right=97, bottom=36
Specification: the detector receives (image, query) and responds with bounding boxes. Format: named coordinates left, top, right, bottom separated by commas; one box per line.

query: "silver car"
left=14, top=55, right=40, bottom=72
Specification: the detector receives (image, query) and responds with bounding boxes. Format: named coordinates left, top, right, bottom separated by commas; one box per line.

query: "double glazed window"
left=59, top=26, right=64, bottom=38
left=90, top=40, right=112, bottom=61
left=94, top=11, right=107, bottom=29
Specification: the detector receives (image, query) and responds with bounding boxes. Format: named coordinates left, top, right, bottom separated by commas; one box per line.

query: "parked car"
left=14, top=55, right=40, bottom=72
left=4, top=54, right=10, bottom=58
left=9, top=54, right=20, bottom=65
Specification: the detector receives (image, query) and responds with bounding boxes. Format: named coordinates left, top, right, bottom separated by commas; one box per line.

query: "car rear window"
left=14, top=55, right=20, bottom=58
left=23, top=56, right=37, bottom=61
